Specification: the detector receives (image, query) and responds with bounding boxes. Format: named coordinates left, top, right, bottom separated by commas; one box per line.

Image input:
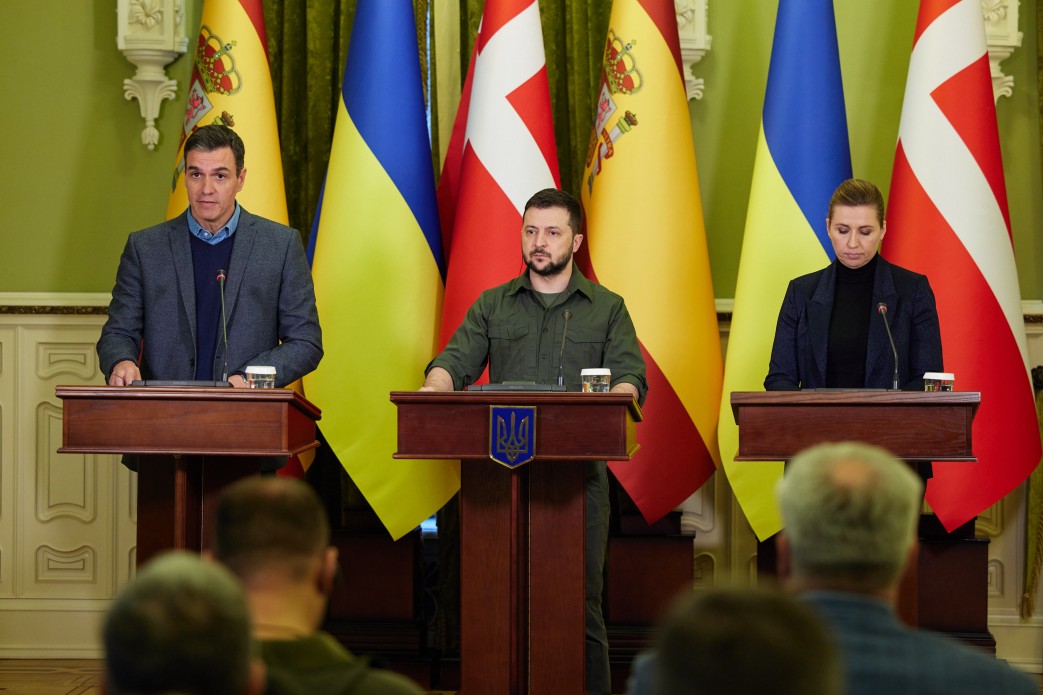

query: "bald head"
left=777, top=442, right=923, bottom=591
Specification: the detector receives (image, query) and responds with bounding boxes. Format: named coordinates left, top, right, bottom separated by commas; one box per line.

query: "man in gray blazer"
left=777, top=442, right=1036, bottom=695
left=98, top=125, right=321, bottom=388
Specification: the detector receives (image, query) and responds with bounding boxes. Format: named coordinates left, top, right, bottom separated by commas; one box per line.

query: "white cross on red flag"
left=885, top=0, right=1041, bottom=530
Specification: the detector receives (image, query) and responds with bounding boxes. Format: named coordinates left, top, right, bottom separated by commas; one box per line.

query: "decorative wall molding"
left=35, top=546, right=96, bottom=583
left=676, top=0, right=711, bottom=101
left=982, top=0, right=1022, bottom=101
left=0, top=293, right=111, bottom=316
left=117, top=0, right=189, bottom=150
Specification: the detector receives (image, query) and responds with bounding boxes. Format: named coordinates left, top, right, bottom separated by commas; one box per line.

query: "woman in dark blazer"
left=765, top=179, right=942, bottom=391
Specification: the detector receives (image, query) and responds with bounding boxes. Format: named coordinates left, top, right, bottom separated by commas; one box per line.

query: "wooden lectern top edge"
left=57, top=441, right=319, bottom=457
left=389, top=390, right=643, bottom=421
left=55, top=385, right=322, bottom=419
left=729, top=390, right=980, bottom=421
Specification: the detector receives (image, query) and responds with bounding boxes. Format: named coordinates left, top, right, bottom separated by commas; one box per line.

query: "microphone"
left=877, top=303, right=899, bottom=390
left=557, top=310, right=574, bottom=387
left=217, top=269, right=230, bottom=383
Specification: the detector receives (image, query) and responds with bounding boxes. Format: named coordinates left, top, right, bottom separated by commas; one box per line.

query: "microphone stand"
left=877, top=303, right=899, bottom=390
left=217, top=269, right=230, bottom=384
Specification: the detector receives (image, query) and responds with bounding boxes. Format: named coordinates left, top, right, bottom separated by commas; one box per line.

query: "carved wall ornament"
left=117, top=0, right=189, bottom=150
left=675, top=0, right=711, bottom=101
left=981, top=0, right=1022, bottom=101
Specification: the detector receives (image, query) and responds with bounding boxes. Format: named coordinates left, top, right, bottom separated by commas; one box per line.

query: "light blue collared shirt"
left=187, top=202, right=241, bottom=245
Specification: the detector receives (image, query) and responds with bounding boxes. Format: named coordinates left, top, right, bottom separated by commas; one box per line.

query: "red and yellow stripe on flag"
left=885, top=0, right=1041, bottom=530
left=581, top=0, right=722, bottom=523
left=165, top=0, right=309, bottom=474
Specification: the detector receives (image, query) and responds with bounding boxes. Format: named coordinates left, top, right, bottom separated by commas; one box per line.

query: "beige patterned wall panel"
left=985, top=310, right=1042, bottom=622
left=36, top=342, right=98, bottom=381
left=16, top=320, right=116, bottom=601
left=0, top=326, right=14, bottom=597
left=35, top=545, right=95, bottom=584
left=36, top=403, right=96, bottom=524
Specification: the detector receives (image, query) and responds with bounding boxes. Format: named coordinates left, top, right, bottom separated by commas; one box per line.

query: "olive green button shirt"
left=428, top=269, right=648, bottom=404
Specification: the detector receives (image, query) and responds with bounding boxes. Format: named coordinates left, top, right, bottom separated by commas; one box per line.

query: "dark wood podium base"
left=917, top=517, right=994, bottom=652
left=136, top=454, right=259, bottom=566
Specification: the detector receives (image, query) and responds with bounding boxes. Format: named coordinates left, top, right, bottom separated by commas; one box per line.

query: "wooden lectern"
left=57, top=386, right=320, bottom=566
left=731, top=390, right=978, bottom=462
left=391, top=391, right=641, bottom=695
left=730, top=390, right=983, bottom=636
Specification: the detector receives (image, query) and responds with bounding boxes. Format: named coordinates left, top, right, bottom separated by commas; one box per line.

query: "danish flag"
left=885, top=0, right=1040, bottom=530
left=437, top=0, right=560, bottom=349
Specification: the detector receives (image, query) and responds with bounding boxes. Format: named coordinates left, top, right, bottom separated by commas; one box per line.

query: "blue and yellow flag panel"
left=717, top=0, right=852, bottom=540
left=304, top=0, right=458, bottom=540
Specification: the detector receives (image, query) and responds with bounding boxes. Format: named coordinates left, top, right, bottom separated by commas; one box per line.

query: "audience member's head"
left=214, top=476, right=337, bottom=631
left=777, top=441, right=923, bottom=596
left=654, top=588, right=843, bottom=695
left=102, top=551, right=262, bottom=695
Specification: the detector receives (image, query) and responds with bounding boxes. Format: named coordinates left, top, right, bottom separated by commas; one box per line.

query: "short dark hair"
left=184, top=124, right=246, bottom=174
left=215, top=477, right=330, bottom=581
left=524, top=188, right=582, bottom=236
left=827, top=178, right=885, bottom=226
left=103, top=552, right=253, bottom=695
left=656, top=588, right=843, bottom=695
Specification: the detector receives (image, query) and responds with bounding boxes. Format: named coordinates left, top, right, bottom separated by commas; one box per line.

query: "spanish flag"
left=580, top=0, right=722, bottom=523
left=303, top=0, right=458, bottom=540
left=717, top=0, right=851, bottom=540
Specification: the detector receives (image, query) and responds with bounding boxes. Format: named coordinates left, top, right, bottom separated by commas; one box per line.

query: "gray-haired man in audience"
left=777, top=441, right=1036, bottom=695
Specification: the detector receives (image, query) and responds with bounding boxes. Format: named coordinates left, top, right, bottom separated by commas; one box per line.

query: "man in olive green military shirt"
left=422, top=188, right=648, bottom=695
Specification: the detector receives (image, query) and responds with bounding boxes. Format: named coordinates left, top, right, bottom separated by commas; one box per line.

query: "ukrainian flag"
left=717, top=0, right=851, bottom=540
left=304, top=0, right=459, bottom=540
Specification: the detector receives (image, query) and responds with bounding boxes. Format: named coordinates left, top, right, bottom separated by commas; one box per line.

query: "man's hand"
left=420, top=367, right=455, bottom=392
left=228, top=374, right=247, bottom=388
left=108, top=360, right=141, bottom=386
left=610, top=382, right=639, bottom=399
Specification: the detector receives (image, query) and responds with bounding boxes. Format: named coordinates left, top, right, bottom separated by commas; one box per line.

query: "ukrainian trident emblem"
left=489, top=406, right=537, bottom=468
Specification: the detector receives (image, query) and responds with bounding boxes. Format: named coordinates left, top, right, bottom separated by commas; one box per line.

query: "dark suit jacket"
left=97, top=208, right=322, bottom=387
left=803, top=592, right=1037, bottom=695
left=765, top=257, right=942, bottom=391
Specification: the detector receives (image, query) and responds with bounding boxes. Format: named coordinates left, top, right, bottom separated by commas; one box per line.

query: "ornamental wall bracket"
left=676, top=0, right=712, bottom=101
left=117, top=0, right=189, bottom=150
left=982, top=0, right=1022, bottom=102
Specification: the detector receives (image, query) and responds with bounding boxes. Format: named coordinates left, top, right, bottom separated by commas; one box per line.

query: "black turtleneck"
left=826, top=255, right=879, bottom=388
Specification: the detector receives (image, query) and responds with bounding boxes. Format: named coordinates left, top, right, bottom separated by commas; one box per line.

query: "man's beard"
left=525, top=248, right=573, bottom=277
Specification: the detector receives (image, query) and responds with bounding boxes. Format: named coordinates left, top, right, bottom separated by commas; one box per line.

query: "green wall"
left=0, top=0, right=201, bottom=293
left=2, top=1, right=1040, bottom=298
